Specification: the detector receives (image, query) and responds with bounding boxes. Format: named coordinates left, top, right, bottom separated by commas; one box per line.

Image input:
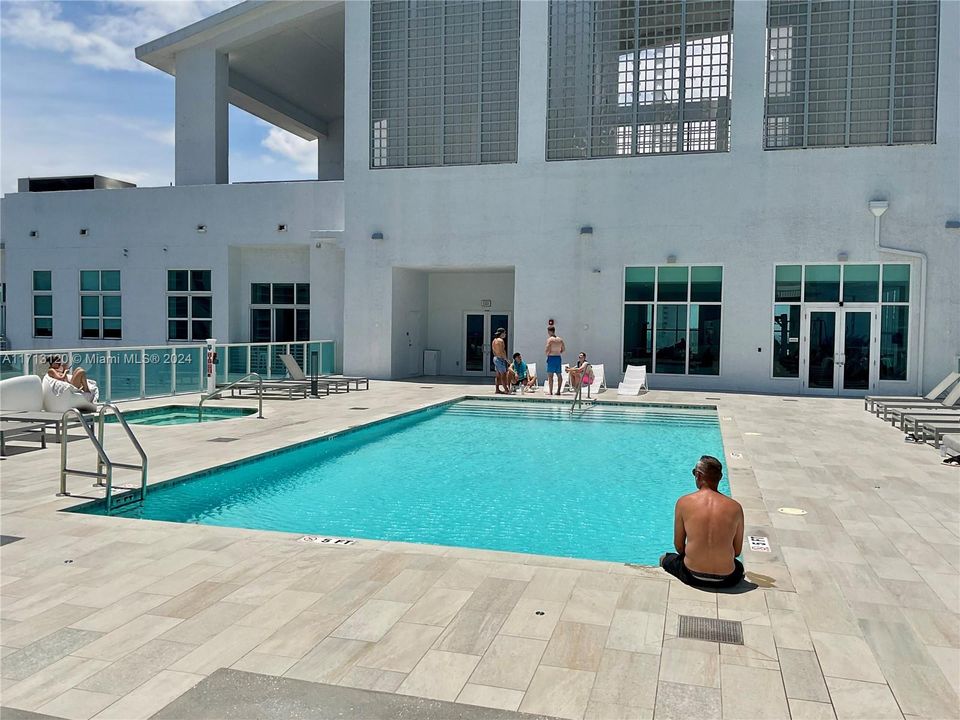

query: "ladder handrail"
left=59, top=405, right=148, bottom=514
left=97, top=404, right=148, bottom=513
left=59, top=409, right=111, bottom=496
left=200, top=372, right=264, bottom=419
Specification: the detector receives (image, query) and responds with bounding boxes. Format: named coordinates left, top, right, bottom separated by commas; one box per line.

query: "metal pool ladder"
left=570, top=384, right=595, bottom=413
left=59, top=404, right=148, bottom=514
left=198, top=372, right=264, bottom=421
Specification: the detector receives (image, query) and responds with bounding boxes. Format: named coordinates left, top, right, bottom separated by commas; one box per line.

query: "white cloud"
left=261, top=127, right=317, bottom=175
left=0, top=0, right=241, bottom=72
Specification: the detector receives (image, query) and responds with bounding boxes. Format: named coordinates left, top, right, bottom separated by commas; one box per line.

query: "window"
left=547, top=0, right=733, bottom=160
left=764, top=0, right=939, bottom=149
left=771, top=263, right=910, bottom=380
left=880, top=264, right=909, bottom=380
left=370, top=0, right=520, bottom=168
left=1, top=283, right=7, bottom=339
left=79, top=271, right=121, bottom=339
left=249, top=283, right=310, bottom=342
left=32, top=271, right=53, bottom=338
left=623, top=265, right=722, bottom=375
left=167, top=270, right=212, bottom=341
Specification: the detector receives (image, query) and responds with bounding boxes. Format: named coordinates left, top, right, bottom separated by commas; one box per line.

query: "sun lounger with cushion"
left=0, top=420, right=47, bottom=456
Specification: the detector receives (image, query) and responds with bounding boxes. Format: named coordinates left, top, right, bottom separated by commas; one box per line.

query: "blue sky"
left=0, top=0, right=318, bottom=195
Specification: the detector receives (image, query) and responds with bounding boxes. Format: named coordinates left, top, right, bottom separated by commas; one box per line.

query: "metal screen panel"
left=764, top=0, right=939, bottom=149
left=370, top=0, right=520, bottom=168
left=547, top=0, right=733, bottom=160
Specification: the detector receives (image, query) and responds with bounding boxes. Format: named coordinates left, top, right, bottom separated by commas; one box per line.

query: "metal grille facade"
left=370, top=0, right=520, bottom=168
left=547, top=0, right=733, bottom=160
left=764, top=0, right=939, bottom=150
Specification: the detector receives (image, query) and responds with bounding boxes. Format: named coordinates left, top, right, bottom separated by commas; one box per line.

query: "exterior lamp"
left=579, top=226, right=593, bottom=238
left=666, top=254, right=677, bottom=264
left=371, top=232, right=384, bottom=240
left=196, top=224, right=207, bottom=233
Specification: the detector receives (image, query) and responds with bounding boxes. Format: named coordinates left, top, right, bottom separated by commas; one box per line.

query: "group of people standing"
left=491, top=319, right=594, bottom=396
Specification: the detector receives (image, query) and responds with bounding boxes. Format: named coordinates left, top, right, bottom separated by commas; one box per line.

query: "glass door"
left=462, top=312, right=511, bottom=376
left=801, top=307, right=878, bottom=395
left=463, top=313, right=486, bottom=375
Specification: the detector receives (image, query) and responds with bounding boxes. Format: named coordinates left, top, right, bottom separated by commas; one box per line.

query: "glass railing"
left=0, top=340, right=337, bottom=403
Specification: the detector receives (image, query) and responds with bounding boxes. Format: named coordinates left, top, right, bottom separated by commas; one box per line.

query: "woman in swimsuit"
left=567, top=352, right=594, bottom=392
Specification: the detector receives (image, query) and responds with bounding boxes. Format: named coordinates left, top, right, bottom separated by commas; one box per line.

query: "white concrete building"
left=2, top=0, right=958, bottom=396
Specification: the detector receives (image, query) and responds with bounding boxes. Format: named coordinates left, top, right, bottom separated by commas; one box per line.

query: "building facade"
left=1, top=0, right=958, bottom=396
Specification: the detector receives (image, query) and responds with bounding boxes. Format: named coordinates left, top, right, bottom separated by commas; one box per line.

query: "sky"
left=0, top=0, right=320, bottom=195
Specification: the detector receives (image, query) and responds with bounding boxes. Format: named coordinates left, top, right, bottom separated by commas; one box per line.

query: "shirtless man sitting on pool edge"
left=660, top=455, right=744, bottom=588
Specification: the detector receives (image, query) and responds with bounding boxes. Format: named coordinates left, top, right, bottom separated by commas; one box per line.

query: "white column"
left=517, top=0, right=549, bottom=165
left=175, top=47, right=229, bottom=185
left=729, top=0, right=767, bottom=156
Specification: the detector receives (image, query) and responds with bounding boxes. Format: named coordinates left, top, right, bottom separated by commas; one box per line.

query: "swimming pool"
left=80, top=399, right=726, bottom=565
left=105, top=405, right=257, bottom=426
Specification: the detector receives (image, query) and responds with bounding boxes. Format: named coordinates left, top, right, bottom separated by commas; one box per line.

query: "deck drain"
left=678, top=615, right=744, bottom=645
left=778, top=507, right=807, bottom=515
left=782, top=398, right=798, bottom=402
left=349, top=407, right=369, bottom=410
left=705, top=396, right=722, bottom=400
left=208, top=437, right=240, bottom=443
left=420, top=386, right=435, bottom=389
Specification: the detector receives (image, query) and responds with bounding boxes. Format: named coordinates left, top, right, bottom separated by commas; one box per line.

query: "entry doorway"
left=800, top=307, right=878, bottom=395
left=462, top=312, right=511, bottom=376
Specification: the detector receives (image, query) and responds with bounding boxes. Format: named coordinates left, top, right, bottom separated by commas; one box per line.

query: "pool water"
left=105, top=405, right=257, bottom=426
left=83, top=400, right=726, bottom=565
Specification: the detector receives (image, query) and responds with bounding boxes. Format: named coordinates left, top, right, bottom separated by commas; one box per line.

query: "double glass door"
left=801, top=307, right=878, bottom=395
left=463, top=312, right=510, bottom=376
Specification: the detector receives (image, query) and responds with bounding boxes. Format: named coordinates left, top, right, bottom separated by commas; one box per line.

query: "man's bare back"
left=545, top=335, right=564, bottom=356
left=675, top=489, right=743, bottom=575
left=660, top=455, right=745, bottom=588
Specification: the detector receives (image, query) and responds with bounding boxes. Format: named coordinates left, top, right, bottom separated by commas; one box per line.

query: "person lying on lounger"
left=659, top=455, right=745, bottom=589
left=47, top=356, right=93, bottom=397
left=508, top=352, right=537, bottom=393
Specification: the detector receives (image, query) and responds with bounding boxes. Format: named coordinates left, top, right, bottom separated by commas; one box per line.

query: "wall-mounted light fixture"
left=123, top=248, right=129, bottom=257
left=579, top=225, right=593, bottom=237
left=946, top=220, right=960, bottom=229
left=371, top=232, right=384, bottom=240
left=315, top=242, right=323, bottom=249
left=666, top=254, right=677, bottom=264
left=29, top=230, right=38, bottom=238
left=196, top=224, right=207, bottom=233
left=162, top=246, right=168, bottom=253
left=79, top=228, right=89, bottom=237
left=591, top=267, right=601, bottom=274
left=277, top=224, right=288, bottom=232
left=837, top=251, right=849, bottom=262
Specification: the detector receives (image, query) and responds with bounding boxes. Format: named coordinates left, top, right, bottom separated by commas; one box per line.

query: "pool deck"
left=1, top=381, right=957, bottom=720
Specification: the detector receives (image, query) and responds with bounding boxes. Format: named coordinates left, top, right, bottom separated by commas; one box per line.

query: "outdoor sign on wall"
left=481, top=299, right=492, bottom=308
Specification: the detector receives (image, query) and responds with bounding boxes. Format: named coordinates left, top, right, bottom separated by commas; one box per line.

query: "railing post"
left=105, top=350, right=112, bottom=403
left=58, top=419, right=69, bottom=496
left=140, top=349, right=146, bottom=399
left=96, top=411, right=106, bottom=486
left=205, top=339, right=217, bottom=396
left=171, top=349, right=178, bottom=396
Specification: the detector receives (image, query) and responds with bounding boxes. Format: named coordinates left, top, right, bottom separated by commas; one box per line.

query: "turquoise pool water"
left=105, top=405, right=257, bottom=426
left=82, top=400, right=726, bottom=565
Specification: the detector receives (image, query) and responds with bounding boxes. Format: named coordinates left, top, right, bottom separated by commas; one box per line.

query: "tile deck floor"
left=0, top=381, right=957, bottom=720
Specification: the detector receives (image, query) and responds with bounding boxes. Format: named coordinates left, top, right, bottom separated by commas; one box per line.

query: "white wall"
left=426, top=271, right=515, bottom=376
left=0, top=181, right=343, bottom=350
left=341, top=0, right=960, bottom=391
left=390, top=268, right=428, bottom=377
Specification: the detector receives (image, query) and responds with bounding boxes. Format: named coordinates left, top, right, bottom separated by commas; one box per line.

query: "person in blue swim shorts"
left=491, top=328, right=510, bottom=394
left=544, top=326, right=566, bottom=395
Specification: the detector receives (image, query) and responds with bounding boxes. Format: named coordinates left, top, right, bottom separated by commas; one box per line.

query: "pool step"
left=445, top=402, right=718, bottom=426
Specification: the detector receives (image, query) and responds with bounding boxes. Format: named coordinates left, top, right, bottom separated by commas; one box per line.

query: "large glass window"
left=370, top=0, right=520, bottom=168
left=623, top=265, right=722, bottom=375
left=250, top=283, right=310, bottom=342
left=548, top=0, right=733, bottom=160
left=880, top=264, right=910, bottom=380
left=167, top=270, right=212, bottom=342
left=32, top=270, right=53, bottom=337
left=771, top=263, right=910, bottom=380
left=764, top=0, right=939, bottom=149
left=79, top=271, right=121, bottom=339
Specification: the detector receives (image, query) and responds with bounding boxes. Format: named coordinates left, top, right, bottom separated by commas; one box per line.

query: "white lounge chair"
left=865, top=371, right=960, bottom=412
left=617, top=364, right=648, bottom=395
left=875, top=383, right=960, bottom=421
left=524, top=363, right=538, bottom=392
left=578, top=363, right=606, bottom=399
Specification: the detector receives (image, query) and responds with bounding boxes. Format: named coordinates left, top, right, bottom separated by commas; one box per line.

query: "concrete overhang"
left=136, top=0, right=344, bottom=140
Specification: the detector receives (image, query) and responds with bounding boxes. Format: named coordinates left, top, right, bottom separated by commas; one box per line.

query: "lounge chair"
left=910, top=421, right=960, bottom=449
left=279, top=354, right=367, bottom=392
left=0, top=375, right=95, bottom=437
left=522, top=363, right=538, bottom=392
left=892, top=407, right=960, bottom=431
left=901, top=411, right=960, bottom=437
left=941, top=433, right=960, bottom=464
left=578, top=363, right=606, bottom=399
left=617, top=364, right=648, bottom=396
left=865, top=372, right=960, bottom=412
left=875, top=384, right=960, bottom=421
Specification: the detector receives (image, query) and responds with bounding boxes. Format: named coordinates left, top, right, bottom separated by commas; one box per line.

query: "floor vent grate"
left=349, top=407, right=369, bottom=411
left=782, top=398, right=799, bottom=402
left=420, top=386, right=435, bottom=389
left=208, top=437, right=239, bottom=443
left=678, top=615, right=744, bottom=645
